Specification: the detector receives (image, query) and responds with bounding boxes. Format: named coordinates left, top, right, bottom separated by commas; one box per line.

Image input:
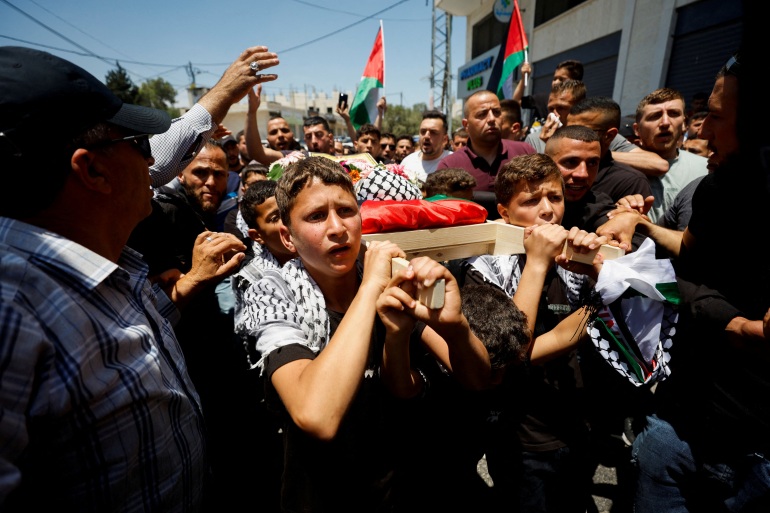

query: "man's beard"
left=182, top=181, right=219, bottom=214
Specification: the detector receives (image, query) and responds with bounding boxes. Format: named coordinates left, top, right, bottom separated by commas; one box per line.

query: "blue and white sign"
left=494, top=0, right=514, bottom=23
left=456, top=46, right=501, bottom=100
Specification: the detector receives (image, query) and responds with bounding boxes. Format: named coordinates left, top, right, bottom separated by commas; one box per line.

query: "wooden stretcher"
left=362, top=221, right=625, bottom=308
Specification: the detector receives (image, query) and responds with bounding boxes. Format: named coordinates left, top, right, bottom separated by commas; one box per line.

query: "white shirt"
left=400, top=149, right=453, bottom=183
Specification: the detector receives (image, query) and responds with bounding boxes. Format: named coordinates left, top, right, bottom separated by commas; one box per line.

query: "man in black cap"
left=221, top=133, right=246, bottom=173
left=0, top=45, right=273, bottom=511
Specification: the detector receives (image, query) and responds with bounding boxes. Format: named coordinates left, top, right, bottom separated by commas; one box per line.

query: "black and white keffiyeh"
left=242, top=259, right=328, bottom=374
left=233, top=241, right=285, bottom=368
left=354, top=166, right=422, bottom=202
left=244, top=258, right=365, bottom=375
left=235, top=209, right=250, bottom=239
left=466, top=253, right=589, bottom=308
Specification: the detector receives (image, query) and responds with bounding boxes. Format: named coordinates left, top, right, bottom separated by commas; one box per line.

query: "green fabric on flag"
left=494, top=0, right=528, bottom=99
left=350, top=77, right=383, bottom=129
left=349, top=24, right=385, bottom=131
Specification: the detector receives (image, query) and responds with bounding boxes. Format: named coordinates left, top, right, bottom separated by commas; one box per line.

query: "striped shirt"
left=0, top=218, right=207, bottom=512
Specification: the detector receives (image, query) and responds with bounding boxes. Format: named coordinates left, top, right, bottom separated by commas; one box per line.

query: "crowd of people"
left=1, top=31, right=768, bottom=513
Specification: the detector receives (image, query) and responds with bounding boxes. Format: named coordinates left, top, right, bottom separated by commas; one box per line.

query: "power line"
left=277, top=0, right=410, bottom=54
left=286, top=0, right=424, bottom=21
left=25, top=0, right=133, bottom=60
left=0, top=0, right=112, bottom=66
left=0, top=34, right=182, bottom=68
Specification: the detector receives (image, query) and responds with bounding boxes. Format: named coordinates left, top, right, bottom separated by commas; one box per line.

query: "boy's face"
left=356, top=133, right=380, bottom=157
left=250, top=196, right=295, bottom=262
left=280, top=178, right=361, bottom=279
left=552, top=67, right=572, bottom=86
left=241, top=172, right=266, bottom=194
left=498, top=177, right=565, bottom=227
left=547, top=91, right=576, bottom=123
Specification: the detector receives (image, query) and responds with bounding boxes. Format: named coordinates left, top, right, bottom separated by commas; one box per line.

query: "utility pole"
left=431, top=4, right=453, bottom=133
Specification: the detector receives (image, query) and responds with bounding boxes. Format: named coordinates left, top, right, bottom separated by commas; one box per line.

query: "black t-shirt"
left=263, top=311, right=409, bottom=513
left=656, top=168, right=770, bottom=458
left=462, top=264, right=590, bottom=451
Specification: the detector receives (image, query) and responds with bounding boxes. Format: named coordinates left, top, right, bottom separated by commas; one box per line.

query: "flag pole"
left=380, top=19, right=385, bottom=96
left=519, top=0, right=528, bottom=88
left=524, top=49, right=529, bottom=88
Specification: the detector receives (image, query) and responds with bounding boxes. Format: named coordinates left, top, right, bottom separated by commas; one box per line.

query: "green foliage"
left=382, top=103, right=429, bottom=139
left=138, top=78, right=181, bottom=118
left=382, top=102, right=460, bottom=140
left=105, top=64, right=180, bottom=118
left=105, top=63, right=139, bottom=104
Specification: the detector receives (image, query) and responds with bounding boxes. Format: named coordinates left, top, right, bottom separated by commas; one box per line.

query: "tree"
left=105, top=63, right=139, bottom=104
left=381, top=102, right=462, bottom=140
left=382, top=102, right=429, bottom=138
left=105, top=64, right=180, bottom=118
left=138, top=78, right=181, bottom=118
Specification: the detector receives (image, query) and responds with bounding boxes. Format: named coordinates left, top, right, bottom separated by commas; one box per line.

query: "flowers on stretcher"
left=267, top=151, right=422, bottom=190
left=267, top=151, right=305, bottom=181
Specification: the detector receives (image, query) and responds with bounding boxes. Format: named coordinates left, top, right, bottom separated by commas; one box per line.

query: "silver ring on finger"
left=249, top=61, right=260, bottom=74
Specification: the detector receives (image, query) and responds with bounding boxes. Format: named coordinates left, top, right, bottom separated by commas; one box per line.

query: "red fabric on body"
left=360, top=199, right=488, bottom=234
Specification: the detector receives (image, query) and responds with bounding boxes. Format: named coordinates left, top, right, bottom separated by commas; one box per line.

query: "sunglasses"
left=380, top=143, right=396, bottom=150
left=87, top=134, right=152, bottom=159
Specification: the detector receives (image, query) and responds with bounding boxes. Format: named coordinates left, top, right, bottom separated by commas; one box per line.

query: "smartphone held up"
left=338, top=93, right=348, bottom=110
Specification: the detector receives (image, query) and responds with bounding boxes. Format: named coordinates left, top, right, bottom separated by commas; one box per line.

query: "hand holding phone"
left=338, top=93, right=348, bottom=110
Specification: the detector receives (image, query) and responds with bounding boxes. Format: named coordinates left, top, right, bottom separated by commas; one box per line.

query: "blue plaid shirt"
left=0, top=218, right=206, bottom=511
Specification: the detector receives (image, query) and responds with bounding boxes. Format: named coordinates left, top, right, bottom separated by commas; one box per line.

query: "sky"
left=0, top=0, right=467, bottom=110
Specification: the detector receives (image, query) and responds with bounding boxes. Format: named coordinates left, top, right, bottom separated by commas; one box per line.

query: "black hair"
left=303, top=115, right=331, bottom=132
left=240, top=179, right=279, bottom=229
left=556, top=59, right=584, bottom=81
left=461, top=283, right=531, bottom=370
left=421, top=109, right=448, bottom=133
left=569, top=96, right=621, bottom=129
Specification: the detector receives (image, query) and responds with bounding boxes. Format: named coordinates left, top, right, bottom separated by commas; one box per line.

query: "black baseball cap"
left=220, top=135, right=238, bottom=147
left=0, top=46, right=171, bottom=154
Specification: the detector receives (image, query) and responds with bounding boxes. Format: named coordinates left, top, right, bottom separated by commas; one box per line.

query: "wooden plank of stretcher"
left=391, top=257, right=445, bottom=309
left=364, top=221, right=625, bottom=309
left=362, top=221, right=624, bottom=263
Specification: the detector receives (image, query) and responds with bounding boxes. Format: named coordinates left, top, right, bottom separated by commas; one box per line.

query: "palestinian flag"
left=488, top=0, right=528, bottom=99
left=349, top=22, right=384, bottom=130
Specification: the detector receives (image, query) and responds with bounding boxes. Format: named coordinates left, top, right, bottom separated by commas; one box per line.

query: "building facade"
left=441, top=0, right=743, bottom=118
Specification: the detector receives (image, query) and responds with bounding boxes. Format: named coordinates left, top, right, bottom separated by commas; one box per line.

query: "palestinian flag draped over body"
left=487, top=0, right=528, bottom=99
left=349, top=21, right=384, bottom=130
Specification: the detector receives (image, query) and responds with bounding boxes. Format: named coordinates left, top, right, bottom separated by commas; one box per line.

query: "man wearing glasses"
left=0, top=46, right=210, bottom=511
left=379, top=132, right=397, bottom=163
left=0, top=44, right=275, bottom=511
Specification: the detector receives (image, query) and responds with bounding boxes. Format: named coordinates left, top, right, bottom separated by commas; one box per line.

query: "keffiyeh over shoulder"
left=247, top=259, right=330, bottom=374
left=233, top=241, right=285, bottom=368
left=466, top=253, right=589, bottom=307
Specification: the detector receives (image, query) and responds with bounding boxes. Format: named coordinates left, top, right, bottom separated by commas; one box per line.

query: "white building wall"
left=447, top=0, right=701, bottom=115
